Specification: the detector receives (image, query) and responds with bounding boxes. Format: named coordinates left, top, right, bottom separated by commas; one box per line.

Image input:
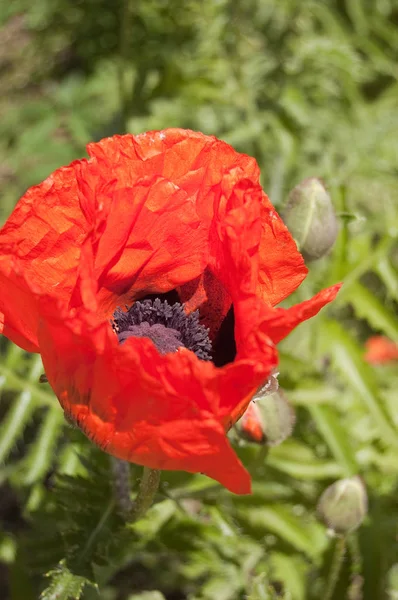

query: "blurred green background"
left=0, top=1, right=397, bottom=599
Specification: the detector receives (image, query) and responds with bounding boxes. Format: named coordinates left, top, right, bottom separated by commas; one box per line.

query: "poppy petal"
left=256, top=283, right=343, bottom=345
left=77, top=130, right=260, bottom=319
left=0, top=262, right=40, bottom=352
left=178, top=269, right=232, bottom=341
left=0, top=164, right=88, bottom=348
left=257, top=192, right=308, bottom=305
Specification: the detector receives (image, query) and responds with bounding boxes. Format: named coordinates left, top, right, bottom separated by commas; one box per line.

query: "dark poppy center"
left=112, top=298, right=212, bottom=361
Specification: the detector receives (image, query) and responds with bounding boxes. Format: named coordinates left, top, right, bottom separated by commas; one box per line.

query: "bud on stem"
left=283, top=178, right=338, bottom=261
left=317, top=476, right=367, bottom=534
left=236, top=389, right=295, bottom=447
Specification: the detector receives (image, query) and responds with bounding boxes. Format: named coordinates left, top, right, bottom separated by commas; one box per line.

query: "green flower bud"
left=283, top=178, right=338, bottom=261
left=237, top=389, right=295, bottom=447
left=317, top=476, right=368, bottom=534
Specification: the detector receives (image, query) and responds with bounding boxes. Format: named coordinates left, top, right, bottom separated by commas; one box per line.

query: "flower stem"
left=130, top=467, right=161, bottom=522
left=348, top=533, right=363, bottom=600
left=111, top=457, right=133, bottom=516
left=255, top=444, right=269, bottom=467
left=324, top=535, right=346, bottom=600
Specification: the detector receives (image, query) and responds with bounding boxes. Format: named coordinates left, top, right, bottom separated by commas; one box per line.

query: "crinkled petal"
left=77, top=130, right=260, bottom=319
left=257, top=192, right=308, bottom=305
left=0, top=260, right=39, bottom=352
left=257, top=284, right=343, bottom=345
left=178, top=269, right=232, bottom=340
left=0, top=164, right=88, bottom=348
left=0, top=163, right=87, bottom=296
left=86, top=130, right=260, bottom=200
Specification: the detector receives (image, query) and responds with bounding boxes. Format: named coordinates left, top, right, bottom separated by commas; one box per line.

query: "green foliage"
left=0, top=0, right=398, bottom=599
left=0, top=348, right=63, bottom=479
left=40, top=562, right=92, bottom=600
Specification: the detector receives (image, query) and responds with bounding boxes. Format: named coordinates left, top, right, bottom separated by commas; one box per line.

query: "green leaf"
left=0, top=532, right=16, bottom=564
left=325, top=185, right=350, bottom=284
left=267, top=455, right=343, bottom=480
left=22, top=405, right=64, bottom=485
left=131, top=499, right=176, bottom=539
left=376, top=256, right=398, bottom=302
left=288, top=384, right=341, bottom=405
left=320, top=320, right=398, bottom=447
left=267, top=441, right=344, bottom=480
left=343, top=281, right=398, bottom=341
left=269, top=553, right=308, bottom=600
left=387, top=564, right=398, bottom=600
left=238, top=505, right=327, bottom=559
left=0, top=354, right=45, bottom=463
left=308, top=404, right=358, bottom=476
left=0, top=388, right=34, bottom=463
left=201, top=566, right=243, bottom=600
left=336, top=235, right=394, bottom=292
left=247, top=574, right=279, bottom=600
left=40, top=561, right=94, bottom=600
left=0, top=356, right=54, bottom=409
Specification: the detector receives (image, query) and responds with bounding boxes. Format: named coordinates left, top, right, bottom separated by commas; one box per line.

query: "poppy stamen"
left=112, top=299, right=212, bottom=361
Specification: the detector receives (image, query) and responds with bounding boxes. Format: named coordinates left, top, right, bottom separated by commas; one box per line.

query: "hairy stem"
left=111, top=457, right=133, bottom=516
left=324, top=535, right=346, bottom=600
left=348, top=533, right=363, bottom=600
left=130, top=467, right=161, bottom=522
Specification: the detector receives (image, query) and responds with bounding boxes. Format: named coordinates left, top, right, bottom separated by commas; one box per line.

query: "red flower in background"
left=364, top=335, right=398, bottom=365
left=0, top=129, right=340, bottom=493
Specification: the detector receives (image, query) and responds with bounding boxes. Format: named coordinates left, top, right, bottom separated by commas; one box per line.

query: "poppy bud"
left=317, top=476, right=368, bottom=534
left=237, top=389, right=295, bottom=446
left=282, top=178, right=338, bottom=261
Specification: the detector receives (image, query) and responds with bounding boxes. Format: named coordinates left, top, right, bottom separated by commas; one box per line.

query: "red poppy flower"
left=0, top=129, right=341, bottom=493
left=364, top=335, right=398, bottom=364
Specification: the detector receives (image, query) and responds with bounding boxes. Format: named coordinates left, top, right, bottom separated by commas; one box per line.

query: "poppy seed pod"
left=317, top=476, right=368, bottom=534
left=237, top=389, right=295, bottom=446
left=283, top=178, right=338, bottom=261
